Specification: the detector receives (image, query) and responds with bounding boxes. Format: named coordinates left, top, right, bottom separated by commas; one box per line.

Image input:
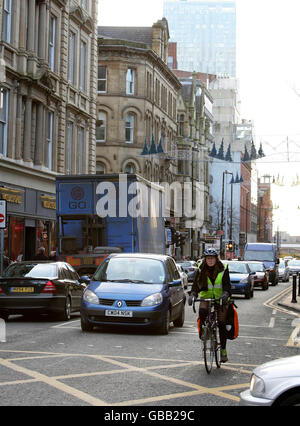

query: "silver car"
left=176, top=264, right=188, bottom=289
left=240, top=355, right=300, bottom=406
left=278, top=260, right=289, bottom=282
left=288, top=259, right=300, bottom=276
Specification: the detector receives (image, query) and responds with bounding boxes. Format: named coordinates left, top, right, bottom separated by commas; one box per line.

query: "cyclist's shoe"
left=221, top=349, right=228, bottom=363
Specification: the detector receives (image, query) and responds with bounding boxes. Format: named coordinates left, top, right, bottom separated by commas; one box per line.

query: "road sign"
left=0, top=200, right=6, bottom=229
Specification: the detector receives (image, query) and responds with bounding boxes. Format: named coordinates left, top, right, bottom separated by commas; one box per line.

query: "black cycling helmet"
left=203, top=248, right=219, bottom=257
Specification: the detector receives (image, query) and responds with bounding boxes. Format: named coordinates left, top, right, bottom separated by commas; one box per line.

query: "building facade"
left=163, top=0, right=236, bottom=77
left=96, top=20, right=181, bottom=183
left=0, top=0, right=98, bottom=261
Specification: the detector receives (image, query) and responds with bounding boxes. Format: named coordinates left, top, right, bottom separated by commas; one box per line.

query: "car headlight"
left=250, top=374, right=265, bottom=397
left=83, top=289, right=99, bottom=305
left=141, top=293, right=163, bottom=307
left=240, top=278, right=249, bottom=284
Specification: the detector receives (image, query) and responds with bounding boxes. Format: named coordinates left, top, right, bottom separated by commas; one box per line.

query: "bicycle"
left=192, top=297, right=222, bottom=374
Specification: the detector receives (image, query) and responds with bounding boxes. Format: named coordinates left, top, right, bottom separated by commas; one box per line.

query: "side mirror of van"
left=276, top=258, right=280, bottom=264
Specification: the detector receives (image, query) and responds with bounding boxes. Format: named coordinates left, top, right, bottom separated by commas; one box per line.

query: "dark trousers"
left=199, top=301, right=228, bottom=350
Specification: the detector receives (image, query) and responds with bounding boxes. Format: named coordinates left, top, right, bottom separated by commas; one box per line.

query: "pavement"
left=277, top=284, right=300, bottom=315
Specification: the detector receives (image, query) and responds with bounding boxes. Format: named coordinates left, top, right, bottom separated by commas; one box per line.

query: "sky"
left=97, top=0, right=300, bottom=236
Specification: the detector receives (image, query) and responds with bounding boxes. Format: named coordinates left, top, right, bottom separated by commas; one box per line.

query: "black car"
left=0, top=261, right=87, bottom=321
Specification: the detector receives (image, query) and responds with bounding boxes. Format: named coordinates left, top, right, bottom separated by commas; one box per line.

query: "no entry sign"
left=0, top=200, right=6, bottom=229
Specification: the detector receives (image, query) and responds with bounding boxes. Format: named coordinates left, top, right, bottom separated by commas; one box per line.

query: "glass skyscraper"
left=164, top=0, right=236, bottom=76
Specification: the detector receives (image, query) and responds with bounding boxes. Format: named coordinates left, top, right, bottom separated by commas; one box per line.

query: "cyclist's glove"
left=221, top=291, right=230, bottom=304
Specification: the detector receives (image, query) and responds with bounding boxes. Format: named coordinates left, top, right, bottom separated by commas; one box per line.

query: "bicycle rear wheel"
left=203, top=325, right=214, bottom=374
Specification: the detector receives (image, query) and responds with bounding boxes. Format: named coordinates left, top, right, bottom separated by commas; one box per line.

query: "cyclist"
left=188, top=248, right=231, bottom=363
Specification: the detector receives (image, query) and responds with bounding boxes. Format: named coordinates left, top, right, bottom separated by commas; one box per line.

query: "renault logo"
left=116, top=301, right=122, bottom=308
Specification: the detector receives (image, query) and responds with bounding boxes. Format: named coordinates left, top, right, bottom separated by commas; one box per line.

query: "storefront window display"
left=10, top=217, right=24, bottom=262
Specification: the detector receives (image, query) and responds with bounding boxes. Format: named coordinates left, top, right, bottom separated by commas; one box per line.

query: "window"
left=80, top=40, right=86, bottom=91
left=66, top=122, right=73, bottom=174
left=178, top=114, right=184, bottom=136
left=96, top=111, right=106, bottom=142
left=78, top=127, right=84, bottom=174
left=3, top=0, right=11, bottom=43
left=126, top=69, right=135, bottom=95
left=81, top=0, right=87, bottom=8
left=125, top=113, right=135, bottom=143
left=124, top=163, right=136, bottom=174
left=68, top=32, right=75, bottom=84
left=0, top=89, right=9, bottom=157
left=98, top=66, right=107, bottom=92
left=49, top=16, right=56, bottom=71
left=46, top=111, right=53, bottom=169
left=96, top=162, right=106, bottom=174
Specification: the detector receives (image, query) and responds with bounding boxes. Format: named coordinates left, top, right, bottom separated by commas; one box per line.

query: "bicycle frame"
left=193, top=297, right=222, bottom=374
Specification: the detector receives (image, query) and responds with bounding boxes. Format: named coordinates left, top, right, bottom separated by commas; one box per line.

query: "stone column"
left=23, top=95, right=32, bottom=162
left=15, top=91, right=23, bottom=160
left=38, top=1, right=47, bottom=61
left=35, top=103, right=44, bottom=165
left=27, top=0, right=35, bottom=52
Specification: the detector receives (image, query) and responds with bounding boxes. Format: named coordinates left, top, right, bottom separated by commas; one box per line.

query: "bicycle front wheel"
left=213, top=328, right=221, bottom=368
left=203, top=325, right=214, bottom=374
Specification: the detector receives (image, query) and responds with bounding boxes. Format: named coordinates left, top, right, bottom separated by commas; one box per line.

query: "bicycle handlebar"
left=192, top=297, right=223, bottom=313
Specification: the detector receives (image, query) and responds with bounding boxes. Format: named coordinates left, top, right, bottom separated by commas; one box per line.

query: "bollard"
left=292, top=274, right=297, bottom=303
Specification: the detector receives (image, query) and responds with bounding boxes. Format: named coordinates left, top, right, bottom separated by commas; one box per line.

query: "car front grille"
left=89, top=315, right=147, bottom=324
left=99, top=298, right=142, bottom=307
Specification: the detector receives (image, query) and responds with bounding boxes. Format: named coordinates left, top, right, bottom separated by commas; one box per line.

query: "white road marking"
left=269, top=317, right=275, bottom=328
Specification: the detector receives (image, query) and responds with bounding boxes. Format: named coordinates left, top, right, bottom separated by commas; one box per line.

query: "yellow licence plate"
left=11, top=287, right=34, bottom=293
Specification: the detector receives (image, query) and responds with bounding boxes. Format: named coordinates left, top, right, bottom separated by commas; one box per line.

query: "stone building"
left=0, top=0, right=98, bottom=261
left=173, top=71, right=214, bottom=258
left=96, top=19, right=181, bottom=185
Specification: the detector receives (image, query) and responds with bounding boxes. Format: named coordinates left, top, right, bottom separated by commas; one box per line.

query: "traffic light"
left=174, top=232, right=188, bottom=246
left=227, top=240, right=234, bottom=252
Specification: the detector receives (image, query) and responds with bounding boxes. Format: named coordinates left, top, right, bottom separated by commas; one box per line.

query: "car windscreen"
left=225, top=263, right=248, bottom=274
left=247, top=263, right=265, bottom=272
left=93, top=257, right=166, bottom=284
left=4, top=263, right=58, bottom=278
left=244, top=250, right=274, bottom=262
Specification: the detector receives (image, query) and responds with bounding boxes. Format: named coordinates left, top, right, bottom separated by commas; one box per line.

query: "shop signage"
left=0, top=187, right=22, bottom=204
left=40, top=195, right=56, bottom=210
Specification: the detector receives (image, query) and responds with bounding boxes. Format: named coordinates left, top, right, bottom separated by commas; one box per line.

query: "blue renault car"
left=223, top=261, right=254, bottom=299
left=80, top=253, right=186, bottom=334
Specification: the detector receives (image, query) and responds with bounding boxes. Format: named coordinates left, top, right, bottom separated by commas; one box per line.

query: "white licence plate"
left=105, top=310, right=133, bottom=317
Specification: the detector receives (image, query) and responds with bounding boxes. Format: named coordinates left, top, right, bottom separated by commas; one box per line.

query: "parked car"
left=176, top=264, right=188, bottom=289
left=246, top=261, right=269, bottom=290
left=0, top=261, right=87, bottom=321
left=80, top=253, right=186, bottom=335
left=287, top=259, right=300, bottom=276
left=278, top=260, right=290, bottom=282
left=240, top=355, right=300, bottom=406
left=176, top=260, right=198, bottom=282
left=223, top=261, right=254, bottom=299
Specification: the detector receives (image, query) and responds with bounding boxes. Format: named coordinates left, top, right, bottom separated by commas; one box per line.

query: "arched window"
left=96, top=111, right=107, bottom=142
left=124, top=163, right=136, bottom=174
left=125, top=113, right=135, bottom=143
left=96, top=161, right=106, bottom=174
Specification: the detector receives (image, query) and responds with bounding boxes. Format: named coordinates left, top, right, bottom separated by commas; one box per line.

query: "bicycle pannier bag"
left=226, top=302, right=239, bottom=340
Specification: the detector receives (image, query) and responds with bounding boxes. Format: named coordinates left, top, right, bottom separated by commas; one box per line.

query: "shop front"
left=0, top=186, right=56, bottom=262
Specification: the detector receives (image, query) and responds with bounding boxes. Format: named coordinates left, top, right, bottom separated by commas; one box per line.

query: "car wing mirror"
left=80, top=275, right=90, bottom=285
